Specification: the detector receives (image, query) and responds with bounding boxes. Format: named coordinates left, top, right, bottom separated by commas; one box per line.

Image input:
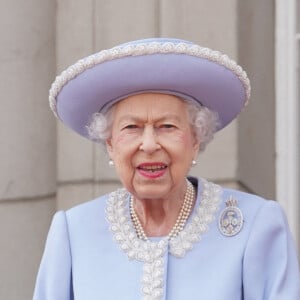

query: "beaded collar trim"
left=105, top=178, right=222, bottom=299
left=49, top=41, right=250, bottom=118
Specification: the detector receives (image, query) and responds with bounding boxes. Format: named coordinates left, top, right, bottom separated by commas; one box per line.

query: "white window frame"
left=275, top=0, right=299, bottom=251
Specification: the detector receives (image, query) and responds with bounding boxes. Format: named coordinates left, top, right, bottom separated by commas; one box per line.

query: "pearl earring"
left=108, top=159, right=114, bottom=167
left=192, top=160, right=197, bottom=166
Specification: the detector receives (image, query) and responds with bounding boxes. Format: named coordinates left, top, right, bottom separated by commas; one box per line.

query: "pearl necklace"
left=130, top=179, right=195, bottom=241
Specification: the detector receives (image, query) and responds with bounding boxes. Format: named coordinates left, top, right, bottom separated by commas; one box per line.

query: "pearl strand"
left=130, top=179, right=195, bottom=241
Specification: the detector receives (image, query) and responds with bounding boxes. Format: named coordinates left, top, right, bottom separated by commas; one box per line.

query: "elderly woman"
left=33, top=38, right=300, bottom=299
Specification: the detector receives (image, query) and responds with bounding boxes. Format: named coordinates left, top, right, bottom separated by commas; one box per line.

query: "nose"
left=139, top=126, right=161, bottom=153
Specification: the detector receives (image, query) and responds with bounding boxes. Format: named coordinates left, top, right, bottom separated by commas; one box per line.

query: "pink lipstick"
left=137, top=162, right=167, bottom=179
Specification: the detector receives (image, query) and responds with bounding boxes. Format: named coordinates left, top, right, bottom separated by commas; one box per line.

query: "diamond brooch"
left=219, top=196, right=244, bottom=237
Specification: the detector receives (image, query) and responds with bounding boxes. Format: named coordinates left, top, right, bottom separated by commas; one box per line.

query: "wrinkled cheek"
left=113, top=157, right=134, bottom=185
left=114, top=133, right=127, bottom=145
left=172, top=131, right=191, bottom=144
left=114, top=133, right=139, bottom=147
left=111, top=134, right=136, bottom=175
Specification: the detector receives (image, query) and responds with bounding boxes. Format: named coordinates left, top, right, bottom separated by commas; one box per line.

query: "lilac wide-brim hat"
left=49, top=38, right=250, bottom=139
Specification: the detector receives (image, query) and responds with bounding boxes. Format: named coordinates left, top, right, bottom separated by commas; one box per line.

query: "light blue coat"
left=33, top=178, right=300, bottom=299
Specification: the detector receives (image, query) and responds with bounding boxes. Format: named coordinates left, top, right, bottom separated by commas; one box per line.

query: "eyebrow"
left=117, top=114, right=182, bottom=124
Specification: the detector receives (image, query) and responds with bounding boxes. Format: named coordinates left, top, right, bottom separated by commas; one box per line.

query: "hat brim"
left=53, top=40, right=250, bottom=139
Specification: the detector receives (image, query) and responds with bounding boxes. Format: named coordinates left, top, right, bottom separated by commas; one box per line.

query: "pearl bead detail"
left=130, top=179, right=195, bottom=241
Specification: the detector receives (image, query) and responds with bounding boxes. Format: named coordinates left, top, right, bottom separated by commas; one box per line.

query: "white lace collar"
left=105, top=178, right=222, bottom=299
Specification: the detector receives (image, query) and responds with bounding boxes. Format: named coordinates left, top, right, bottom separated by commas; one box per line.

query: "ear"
left=191, top=133, right=200, bottom=155
left=105, top=138, right=114, bottom=158
left=192, top=142, right=200, bottom=159
left=190, top=125, right=200, bottom=156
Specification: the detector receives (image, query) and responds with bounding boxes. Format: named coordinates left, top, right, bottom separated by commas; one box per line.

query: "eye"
left=160, top=124, right=176, bottom=129
left=122, top=124, right=139, bottom=130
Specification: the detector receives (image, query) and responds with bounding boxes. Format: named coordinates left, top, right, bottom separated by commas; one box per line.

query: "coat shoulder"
left=65, top=193, right=110, bottom=223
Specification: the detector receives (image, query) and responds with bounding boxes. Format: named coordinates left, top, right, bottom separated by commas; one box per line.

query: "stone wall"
left=0, top=1, right=56, bottom=299
left=237, top=0, right=276, bottom=199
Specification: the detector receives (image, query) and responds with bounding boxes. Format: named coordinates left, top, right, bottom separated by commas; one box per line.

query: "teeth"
left=140, top=165, right=166, bottom=171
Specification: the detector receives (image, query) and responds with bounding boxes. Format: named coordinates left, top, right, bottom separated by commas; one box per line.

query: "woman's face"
left=106, top=93, right=199, bottom=201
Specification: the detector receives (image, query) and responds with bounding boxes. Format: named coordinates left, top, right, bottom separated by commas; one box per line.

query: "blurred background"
left=0, top=0, right=299, bottom=299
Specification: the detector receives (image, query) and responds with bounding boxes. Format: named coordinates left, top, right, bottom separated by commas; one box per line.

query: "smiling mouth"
left=137, top=164, right=167, bottom=172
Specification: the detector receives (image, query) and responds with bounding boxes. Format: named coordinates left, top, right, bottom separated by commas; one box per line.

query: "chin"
left=132, top=181, right=172, bottom=200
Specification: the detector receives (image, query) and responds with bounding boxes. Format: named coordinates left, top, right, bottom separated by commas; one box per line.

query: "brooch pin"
left=219, top=196, right=243, bottom=237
